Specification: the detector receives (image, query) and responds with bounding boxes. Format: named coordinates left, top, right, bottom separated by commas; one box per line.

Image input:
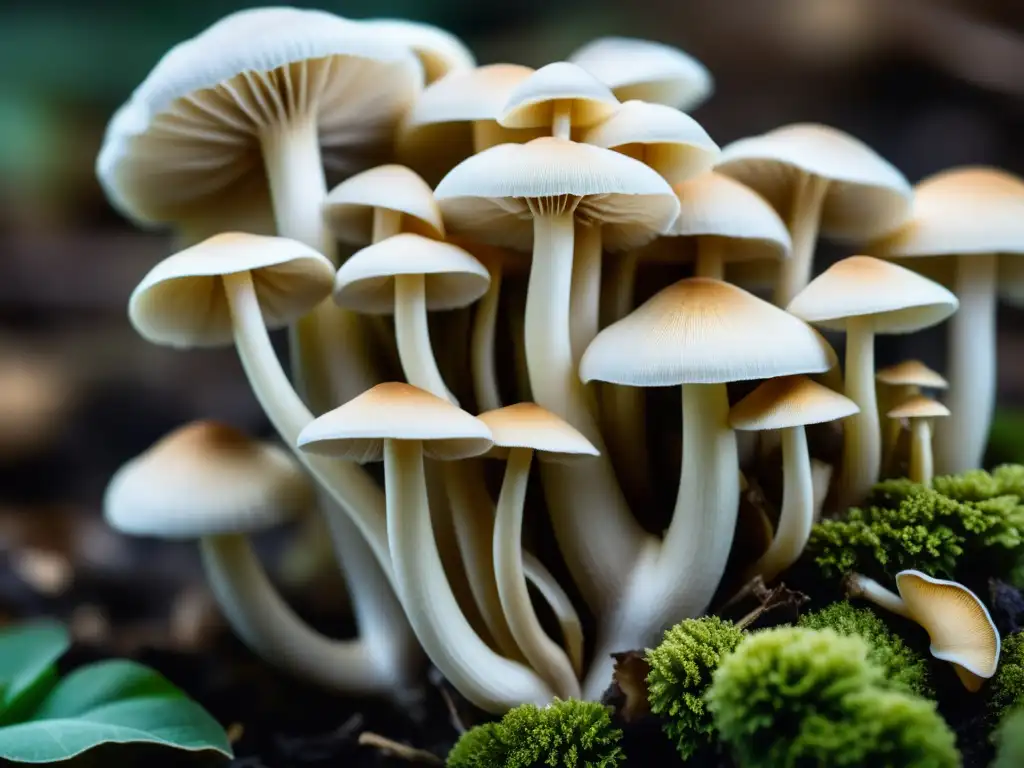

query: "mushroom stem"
left=844, top=572, right=912, bottom=619
left=522, top=552, right=586, bottom=677
left=471, top=260, right=504, bottom=412
left=570, top=223, right=604, bottom=367
left=837, top=315, right=880, bottom=511
left=494, top=447, right=582, bottom=699
left=201, top=534, right=404, bottom=694
left=656, top=382, right=740, bottom=617
left=551, top=101, right=572, bottom=140
left=909, top=418, right=934, bottom=487
left=775, top=175, right=829, bottom=307
left=373, top=207, right=402, bottom=242
left=394, top=273, right=457, bottom=403
left=695, top=237, right=725, bottom=280
left=384, top=438, right=554, bottom=712
left=222, top=270, right=392, bottom=581
left=744, top=426, right=813, bottom=584
left=881, top=384, right=918, bottom=474
left=935, top=253, right=997, bottom=475
left=527, top=212, right=649, bottom=609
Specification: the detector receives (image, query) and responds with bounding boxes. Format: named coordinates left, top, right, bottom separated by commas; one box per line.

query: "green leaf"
left=0, top=622, right=69, bottom=722
left=29, top=661, right=186, bottom=720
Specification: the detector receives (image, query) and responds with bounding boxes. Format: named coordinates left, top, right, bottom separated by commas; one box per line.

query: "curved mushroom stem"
left=527, top=211, right=650, bottom=610
left=522, top=552, right=586, bottom=677
left=935, top=253, right=997, bottom=475
left=570, top=223, right=603, bottom=368
left=384, top=439, right=554, bottom=712
left=552, top=101, right=572, bottom=140
left=471, top=260, right=504, bottom=412
left=844, top=572, right=912, bottom=618
left=394, top=273, right=458, bottom=403
left=494, top=448, right=581, bottom=699
left=837, top=316, right=880, bottom=512
left=744, top=426, right=813, bottom=584
left=774, top=175, right=829, bottom=307
left=811, top=459, right=834, bottom=522
left=694, top=237, right=725, bottom=280
left=908, top=418, right=934, bottom=487
left=201, top=534, right=408, bottom=694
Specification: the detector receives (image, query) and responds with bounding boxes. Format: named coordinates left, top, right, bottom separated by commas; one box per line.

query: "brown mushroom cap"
left=498, top=62, right=619, bottom=130
left=729, top=375, right=859, bottom=431
left=323, top=165, right=444, bottom=244
left=875, top=360, right=948, bottom=390
left=886, top=394, right=950, bottom=421
left=477, top=403, right=599, bottom=464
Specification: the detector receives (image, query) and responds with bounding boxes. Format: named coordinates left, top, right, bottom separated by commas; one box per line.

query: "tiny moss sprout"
left=991, top=632, right=1024, bottom=719
left=992, top=707, right=1024, bottom=768
left=798, top=601, right=932, bottom=696
left=447, top=699, right=624, bottom=768
left=644, top=616, right=745, bottom=759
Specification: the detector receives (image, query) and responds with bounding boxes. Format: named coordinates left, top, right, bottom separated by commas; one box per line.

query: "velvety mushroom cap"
left=435, top=137, right=679, bottom=252
left=333, top=234, right=490, bottom=314
left=579, top=278, right=832, bottom=386
left=96, top=8, right=423, bottom=226
left=105, top=421, right=313, bottom=539
left=716, top=123, right=912, bottom=240
left=477, top=403, right=599, bottom=464
left=887, top=395, right=950, bottom=420
left=876, top=360, right=948, bottom=390
left=896, top=570, right=1001, bottom=687
left=498, top=62, right=619, bottom=130
left=296, top=382, right=493, bottom=462
left=787, top=255, right=958, bottom=334
left=581, top=101, right=719, bottom=184
left=359, top=18, right=475, bottom=83
left=568, top=36, right=712, bottom=110
left=129, top=233, right=335, bottom=347
left=323, top=165, right=444, bottom=244
left=729, top=375, right=859, bottom=431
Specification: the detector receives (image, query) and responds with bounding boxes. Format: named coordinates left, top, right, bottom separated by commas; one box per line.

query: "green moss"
left=991, top=632, right=1024, bottom=719
left=446, top=700, right=623, bottom=768
left=798, top=602, right=932, bottom=696
left=645, top=617, right=745, bottom=759
left=992, top=707, right=1024, bottom=768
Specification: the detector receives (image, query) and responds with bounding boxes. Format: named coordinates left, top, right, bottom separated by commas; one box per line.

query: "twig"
left=358, top=732, right=443, bottom=765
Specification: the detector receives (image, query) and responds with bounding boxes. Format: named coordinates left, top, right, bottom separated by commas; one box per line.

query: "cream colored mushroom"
left=358, top=18, right=474, bottom=83
left=876, top=360, right=948, bottom=473
left=886, top=395, right=950, bottom=487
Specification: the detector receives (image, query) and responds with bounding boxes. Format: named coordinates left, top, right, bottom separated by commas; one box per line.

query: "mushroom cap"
left=358, top=18, right=475, bottom=84
left=648, top=171, right=792, bottom=264
left=323, top=165, right=444, bottom=245
left=96, top=8, right=423, bottom=228
left=786, top=255, right=958, bottom=334
left=105, top=421, right=313, bottom=539
left=579, top=278, right=832, bottom=387
left=568, top=36, right=713, bottom=111
left=871, top=166, right=1024, bottom=259
left=887, top=394, right=950, bottom=420
left=296, top=382, right=493, bottom=462
left=477, top=402, right=599, bottom=464
left=895, top=570, right=1001, bottom=691
left=435, top=137, right=680, bottom=252
left=129, top=233, right=335, bottom=348
left=498, top=62, right=619, bottom=130
left=876, top=359, right=948, bottom=390
left=580, top=100, right=719, bottom=184
left=729, top=375, right=859, bottom=431
left=334, top=234, right=490, bottom=314
left=715, top=123, right=912, bottom=240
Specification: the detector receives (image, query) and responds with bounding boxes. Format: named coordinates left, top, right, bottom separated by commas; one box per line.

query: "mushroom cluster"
left=95, top=9, right=1019, bottom=714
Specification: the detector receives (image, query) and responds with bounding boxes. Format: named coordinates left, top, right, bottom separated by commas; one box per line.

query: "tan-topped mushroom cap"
left=876, top=360, right=948, bottom=390
left=359, top=18, right=474, bottom=84
left=498, top=62, right=619, bottom=130
left=477, top=403, right=599, bottom=464
left=729, top=376, right=859, bottom=431
left=887, top=395, right=950, bottom=420
left=787, top=255, right=958, bottom=334
left=580, top=278, right=831, bottom=386
left=129, top=233, right=335, bottom=347
left=105, top=421, right=313, bottom=539
left=334, top=234, right=490, bottom=314
left=323, top=165, right=444, bottom=244
left=716, top=123, right=912, bottom=239
left=873, top=167, right=1024, bottom=258
left=435, top=137, right=679, bottom=252
left=895, top=570, right=1000, bottom=690
left=297, top=382, right=493, bottom=463
left=568, top=36, right=712, bottom=110
left=581, top=101, right=719, bottom=184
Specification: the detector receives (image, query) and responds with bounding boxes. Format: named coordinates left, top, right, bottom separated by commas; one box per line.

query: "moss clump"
left=991, top=632, right=1024, bottom=719
left=992, top=707, right=1024, bottom=768
left=446, top=700, right=623, bottom=768
left=798, top=602, right=931, bottom=696
left=706, top=627, right=959, bottom=768
left=645, top=617, right=745, bottom=759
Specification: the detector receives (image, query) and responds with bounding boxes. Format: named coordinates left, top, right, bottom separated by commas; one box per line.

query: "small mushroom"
left=886, top=395, right=950, bottom=487
left=875, top=360, right=948, bottom=473
left=729, top=376, right=858, bottom=583
left=297, top=382, right=555, bottom=712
